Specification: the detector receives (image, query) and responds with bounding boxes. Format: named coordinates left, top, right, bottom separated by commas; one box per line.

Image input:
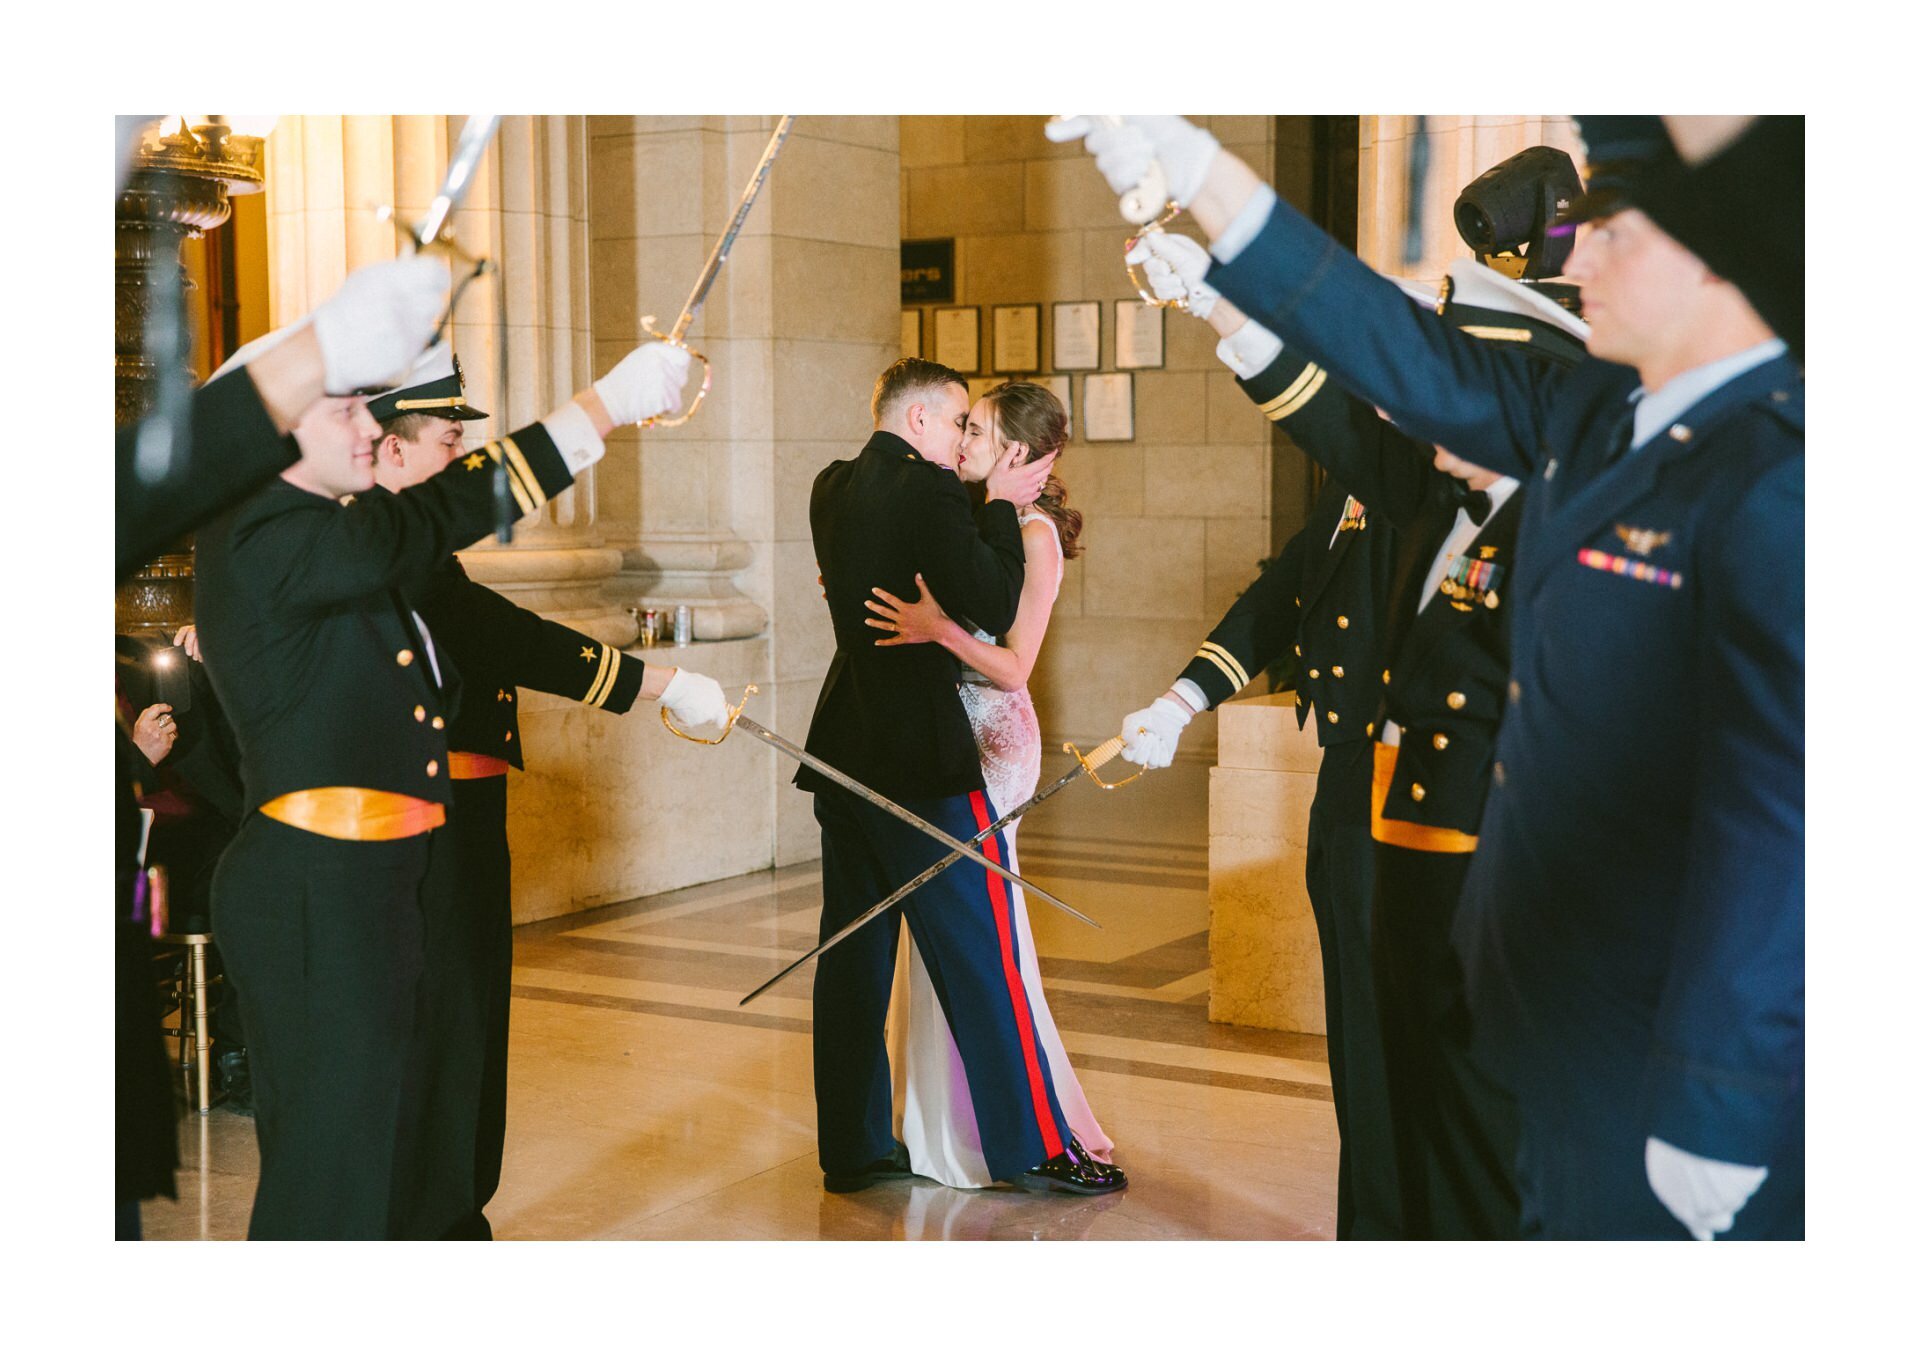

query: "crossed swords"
left=411, top=117, right=1154, bottom=1003
left=661, top=689, right=1143, bottom=1005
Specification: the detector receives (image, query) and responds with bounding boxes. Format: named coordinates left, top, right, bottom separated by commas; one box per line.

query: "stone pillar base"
left=458, top=543, right=636, bottom=649
left=1207, top=690, right=1327, bottom=1035
left=506, top=633, right=774, bottom=923
left=620, top=534, right=768, bottom=641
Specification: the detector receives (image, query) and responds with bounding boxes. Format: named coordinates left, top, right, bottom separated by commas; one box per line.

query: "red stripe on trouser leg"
left=968, top=790, right=1064, bottom=1160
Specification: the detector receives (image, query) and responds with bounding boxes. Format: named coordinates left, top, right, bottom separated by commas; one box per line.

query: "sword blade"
left=733, top=714, right=1097, bottom=930
left=738, top=758, right=1095, bottom=1007
left=416, top=114, right=500, bottom=247
left=668, top=116, right=795, bottom=343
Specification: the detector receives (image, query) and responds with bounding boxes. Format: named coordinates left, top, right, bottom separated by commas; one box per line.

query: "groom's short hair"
left=872, top=357, right=967, bottom=426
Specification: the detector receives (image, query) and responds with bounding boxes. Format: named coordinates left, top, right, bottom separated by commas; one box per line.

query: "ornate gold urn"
left=115, top=116, right=267, bottom=635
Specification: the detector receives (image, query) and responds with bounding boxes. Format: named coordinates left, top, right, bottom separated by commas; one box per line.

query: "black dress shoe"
left=823, top=1139, right=916, bottom=1194
left=1017, top=1137, right=1128, bottom=1196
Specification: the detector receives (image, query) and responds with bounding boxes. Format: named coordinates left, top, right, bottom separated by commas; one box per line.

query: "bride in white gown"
left=863, top=380, right=1119, bottom=1189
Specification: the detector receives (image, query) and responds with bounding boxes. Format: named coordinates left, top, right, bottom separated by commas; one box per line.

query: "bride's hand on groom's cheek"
left=865, top=573, right=949, bottom=647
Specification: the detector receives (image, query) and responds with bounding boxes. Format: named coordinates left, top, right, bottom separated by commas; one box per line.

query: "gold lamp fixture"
left=115, top=114, right=274, bottom=635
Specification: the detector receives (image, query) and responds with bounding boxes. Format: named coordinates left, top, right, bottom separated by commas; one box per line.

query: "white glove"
left=1047, top=116, right=1220, bottom=209
left=310, top=255, right=452, bottom=394
left=1119, top=696, right=1192, bottom=770
left=1645, top=1137, right=1770, bottom=1241
left=594, top=342, right=694, bottom=428
left=659, top=667, right=729, bottom=731
left=1124, top=232, right=1219, bottom=318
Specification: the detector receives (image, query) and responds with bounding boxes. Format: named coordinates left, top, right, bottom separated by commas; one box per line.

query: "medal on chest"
left=1336, top=495, right=1368, bottom=533
left=1440, top=545, right=1505, bottom=612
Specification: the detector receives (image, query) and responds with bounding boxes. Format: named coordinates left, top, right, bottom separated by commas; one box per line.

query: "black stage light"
left=1453, top=146, right=1584, bottom=280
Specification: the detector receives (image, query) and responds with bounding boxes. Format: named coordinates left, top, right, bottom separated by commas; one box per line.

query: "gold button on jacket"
left=1432, top=733, right=1449, bottom=750
left=1447, top=691, right=1466, bottom=710
left=397, top=649, right=415, bottom=667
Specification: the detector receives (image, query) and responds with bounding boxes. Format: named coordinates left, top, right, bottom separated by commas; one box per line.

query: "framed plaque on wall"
left=991, top=303, right=1041, bottom=374
left=1083, top=373, right=1135, bottom=442
left=1114, top=299, right=1165, bottom=370
left=1050, top=300, right=1101, bottom=371
left=933, top=306, right=981, bottom=374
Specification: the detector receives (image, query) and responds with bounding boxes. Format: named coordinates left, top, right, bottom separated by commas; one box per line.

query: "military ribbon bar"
left=1578, top=548, right=1683, bottom=589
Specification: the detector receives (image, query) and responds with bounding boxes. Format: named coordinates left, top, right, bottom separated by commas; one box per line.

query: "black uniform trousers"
left=396, top=773, right=515, bottom=1240
left=812, top=784, right=1072, bottom=1184
left=1372, top=841, right=1522, bottom=1239
left=1305, top=741, right=1402, bottom=1239
left=212, top=813, right=449, bottom=1239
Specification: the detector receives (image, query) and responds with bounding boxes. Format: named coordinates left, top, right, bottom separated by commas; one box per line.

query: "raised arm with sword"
left=382, top=113, right=512, bottom=538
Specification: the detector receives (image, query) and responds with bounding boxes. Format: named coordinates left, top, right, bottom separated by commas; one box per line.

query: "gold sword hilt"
left=1063, top=733, right=1144, bottom=790
left=1123, top=203, right=1192, bottom=312
left=636, top=316, right=714, bottom=429
left=376, top=203, right=492, bottom=346
left=660, top=682, right=756, bottom=744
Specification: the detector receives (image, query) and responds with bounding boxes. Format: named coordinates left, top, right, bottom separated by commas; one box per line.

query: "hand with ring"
left=865, top=573, right=956, bottom=648
left=132, top=702, right=178, bottom=766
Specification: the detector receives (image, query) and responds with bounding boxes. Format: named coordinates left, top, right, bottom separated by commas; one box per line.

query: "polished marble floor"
left=145, top=752, right=1337, bottom=1240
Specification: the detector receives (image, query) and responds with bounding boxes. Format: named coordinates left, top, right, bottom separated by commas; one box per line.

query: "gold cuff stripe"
left=486, top=441, right=536, bottom=517
left=1197, top=642, right=1251, bottom=691
left=1259, top=363, right=1322, bottom=419
left=1264, top=367, right=1327, bottom=422
left=584, top=644, right=621, bottom=708
left=500, top=436, right=547, bottom=513
left=392, top=395, right=471, bottom=411
left=1457, top=325, right=1533, bottom=344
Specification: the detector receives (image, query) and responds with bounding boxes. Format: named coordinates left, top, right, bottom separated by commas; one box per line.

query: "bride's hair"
left=981, top=381, right=1084, bottom=560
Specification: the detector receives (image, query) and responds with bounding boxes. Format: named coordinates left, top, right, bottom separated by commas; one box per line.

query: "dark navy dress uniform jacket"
left=1208, top=195, right=1804, bottom=1226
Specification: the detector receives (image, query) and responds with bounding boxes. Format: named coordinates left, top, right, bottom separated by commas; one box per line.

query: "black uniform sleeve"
left=1207, top=191, right=1566, bottom=482
left=1174, top=517, right=1312, bottom=708
left=419, top=560, right=647, bottom=714
left=1636, top=116, right=1803, bottom=360
left=230, top=422, right=576, bottom=614
left=913, top=470, right=1025, bottom=637
left=1237, top=348, right=1443, bottom=529
left=116, top=370, right=296, bottom=583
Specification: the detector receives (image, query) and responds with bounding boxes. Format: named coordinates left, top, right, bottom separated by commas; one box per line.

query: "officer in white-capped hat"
left=360, top=344, right=727, bottom=1238
left=193, top=320, right=710, bottom=1237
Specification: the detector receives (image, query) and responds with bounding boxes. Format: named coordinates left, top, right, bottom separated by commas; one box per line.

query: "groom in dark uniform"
left=801, top=358, right=1122, bottom=1196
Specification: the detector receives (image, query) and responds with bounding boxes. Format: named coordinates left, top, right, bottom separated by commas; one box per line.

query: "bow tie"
left=1444, top=477, right=1493, bottom=526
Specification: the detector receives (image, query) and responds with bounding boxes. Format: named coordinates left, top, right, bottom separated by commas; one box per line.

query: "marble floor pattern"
left=144, top=752, right=1337, bottom=1241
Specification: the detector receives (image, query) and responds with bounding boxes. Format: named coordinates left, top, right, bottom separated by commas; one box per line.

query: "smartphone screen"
left=152, top=645, right=193, bottom=713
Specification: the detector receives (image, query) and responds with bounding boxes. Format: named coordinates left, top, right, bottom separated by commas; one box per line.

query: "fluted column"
left=264, top=115, right=631, bottom=645
left=1356, top=116, right=1581, bottom=283
left=587, top=116, right=779, bottom=643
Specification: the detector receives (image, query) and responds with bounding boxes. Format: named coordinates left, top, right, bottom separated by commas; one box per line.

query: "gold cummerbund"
left=449, top=753, right=511, bottom=780
left=1370, top=742, right=1478, bottom=855
left=259, top=787, right=446, bottom=841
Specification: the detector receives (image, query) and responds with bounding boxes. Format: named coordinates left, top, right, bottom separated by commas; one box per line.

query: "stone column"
left=264, top=115, right=631, bottom=645
left=1356, top=116, right=1580, bottom=283
left=590, top=116, right=900, bottom=865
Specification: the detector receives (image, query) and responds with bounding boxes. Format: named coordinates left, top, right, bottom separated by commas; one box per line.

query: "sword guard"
left=637, top=315, right=714, bottom=429
left=1064, top=735, right=1142, bottom=790
left=661, top=682, right=756, bottom=744
left=1123, top=203, right=1191, bottom=311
